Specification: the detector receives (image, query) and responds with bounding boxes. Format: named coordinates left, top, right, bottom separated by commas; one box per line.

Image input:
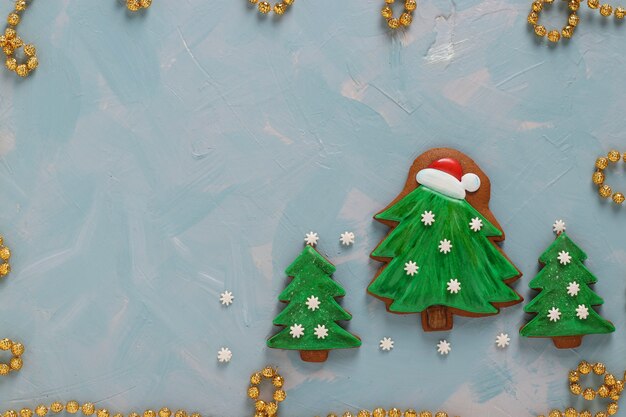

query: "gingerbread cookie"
left=267, top=245, right=361, bottom=362
left=368, top=148, right=523, bottom=331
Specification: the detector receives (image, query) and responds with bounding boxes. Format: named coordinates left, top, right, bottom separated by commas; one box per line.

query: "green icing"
left=267, top=246, right=361, bottom=351
left=520, top=232, right=615, bottom=338
left=368, top=186, right=521, bottom=314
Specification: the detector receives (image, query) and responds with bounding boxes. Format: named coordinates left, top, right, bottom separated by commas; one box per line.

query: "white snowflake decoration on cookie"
left=576, top=304, right=590, bottom=320
left=438, top=239, right=452, bottom=254
left=547, top=307, right=561, bottom=322
left=558, top=251, right=572, bottom=265
left=219, top=291, right=234, bottom=306
left=379, top=337, right=394, bottom=351
left=217, top=347, right=232, bottom=363
left=446, top=279, right=461, bottom=294
left=567, top=282, right=580, bottom=297
left=404, top=261, right=419, bottom=276
left=304, top=232, right=319, bottom=246
left=421, top=211, right=435, bottom=226
left=495, top=333, right=510, bottom=349
left=469, top=217, right=483, bottom=232
left=340, top=231, right=355, bottom=246
left=313, top=324, right=328, bottom=339
left=553, top=219, right=567, bottom=235
left=437, top=340, right=451, bottom=355
left=306, top=295, right=321, bottom=311
left=289, top=324, right=305, bottom=338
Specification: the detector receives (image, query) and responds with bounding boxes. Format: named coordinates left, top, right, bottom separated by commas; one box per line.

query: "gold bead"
left=22, top=43, right=35, bottom=56
left=405, top=0, right=417, bottom=11
left=20, top=410, right=33, bottom=417
left=26, top=56, right=38, bottom=70
left=0, top=246, right=10, bottom=261
left=382, top=6, right=393, bottom=18
left=565, top=408, right=578, bottom=417
left=327, top=414, right=338, bottom=417
left=127, top=0, right=141, bottom=11
left=612, top=193, right=625, bottom=204
left=592, top=171, right=605, bottom=184
left=0, top=338, right=13, bottom=350
left=568, top=14, right=580, bottom=26
left=594, top=363, right=607, bottom=375
left=588, top=0, right=600, bottom=7
left=274, top=2, right=287, bottom=14
left=615, top=6, right=626, bottom=17
left=615, top=380, right=624, bottom=392
left=607, top=403, right=618, bottom=415
left=388, top=18, right=401, bottom=28
left=7, top=13, right=20, bottom=26
left=357, top=411, right=371, bottom=417
left=547, top=30, right=560, bottom=42
left=532, top=1, right=543, bottom=11
left=595, top=413, right=606, bottom=417
left=158, top=408, right=171, bottom=417
left=0, top=263, right=10, bottom=276
left=284, top=0, right=294, bottom=5
left=607, top=150, right=620, bottom=162
left=583, top=388, right=596, bottom=400
left=265, top=402, right=278, bottom=416
left=569, top=0, right=581, bottom=10
left=258, top=1, right=271, bottom=13
left=9, top=356, right=22, bottom=370
left=96, top=411, right=108, bottom=417
left=389, top=409, right=401, bottom=417
left=372, top=409, right=386, bottom=417
left=434, top=413, right=448, bottom=417
left=81, top=404, right=95, bottom=416
left=404, top=411, right=417, bottom=417
left=140, top=0, right=152, bottom=7
left=548, top=410, right=562, bottom=417
left=15, top=64, right=28, bottom=77
left=66, top=402, right=79, bottom=414
left=580, top=412, right=592, bottom=417
left=528, top=12, right=539, bottom=24
left=599, top=184, right=612, bottom=198
left=189, top=413, right=200, bottom=417
left=600, top=3, right=612, bottom=14
left=605, top=374, right=617, bottom=386
left=34, top=407, right=47, bottom=417
left=272, top=375, right=284, bottom=387
left=255, top=400, right=266, bottom=412
left=579, top=361, right=592, bottom=374
left=273, top=389, right=286, bottom=402
left=6, top=57, right=17, bottom=71
left=399, top=12, right=412, bottom=26
left=249, top=0, right=259, bottom=4
left=15, top=1, right=27, bottom=11
left=143, top=410, right=155, bottom=417
left=5, top=28, right=16, bottom=39
left=248, top=386, right=260, bottom=399
left=262, top=366, right=275, bottom=378
left=535, top=25, right=547, bottom=36
left=250, top=372, right=262, bottom=384
left=598, top=385, right=610, bottom=397
left=596, top=157, right=609, bottom=169
left=419, top=413, right=432, bottom=417
left=173, top=411, right=186, bottom=417
left=571, top=383, right=583, bottom=395
left=342, top=413, right=354, bottom=417
left=6, top=411, right=17, bottom=417
left=0, top=363, right=10, bottom=375
left=385, top=0, right=395, bottom=3
left=569, top=370, right=580, bottom=383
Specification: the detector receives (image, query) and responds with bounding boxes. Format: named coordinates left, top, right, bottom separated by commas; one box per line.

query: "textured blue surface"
left=0, top=1, right=625, bottom=417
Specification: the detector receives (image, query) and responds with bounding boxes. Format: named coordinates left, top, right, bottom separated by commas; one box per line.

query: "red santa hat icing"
left=415, top=157, right=481, bottom=199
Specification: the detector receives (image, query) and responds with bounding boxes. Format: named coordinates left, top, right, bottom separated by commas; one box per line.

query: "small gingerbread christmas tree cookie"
left=520, top=222, right=615, bottom=349
left=267, top=245, right=361, bottom=362
left=368, top=148, right=522, bottom=331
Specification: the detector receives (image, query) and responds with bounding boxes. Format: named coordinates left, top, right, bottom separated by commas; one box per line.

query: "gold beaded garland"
left=1, top=0, right=38, bottom=77
left=248, top=0, right=294, bottom=16
left=381, top=0, right=417, bottom=29
left=592, top=150, right=626, bottom=206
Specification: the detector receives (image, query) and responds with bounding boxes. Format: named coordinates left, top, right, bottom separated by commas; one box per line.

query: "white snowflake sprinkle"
left=306, top=295, right=321, bottom=311
left=438, top=239, right=453, bottom=254
left=313, top=324, right=328, bottom=339
left=495, top=333, right=511, bottom=349
left=469, top=217, right=483, bottom=232
left=304, top=232, right=319, bottom=246
left=437, top=340, right=451, bottom=355
left=340, top=231, right=355, bottom=246
left=404, top=261, right=419, bottom=276
left=576, top=304, right=590, bottom=320
left=567, top=282, right=580, bottom=297
left=547, top=307, right=562, bottom=322
left=289, top=324, right=305, bottom=338
left=421, top=211, right=435, bottom=226
left=553, top=219, right=567, bottom=235
left=558, top=251, right=572, bottom=265
left=219, top=291, right=234, bottom=306
left=217, top=347, right=232, bottom=363
left=379, top=337, right=394, bottom=351
left=447, top=279, right=461, bottom=294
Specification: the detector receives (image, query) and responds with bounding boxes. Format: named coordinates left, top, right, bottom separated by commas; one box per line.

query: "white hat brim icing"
left=416, top=168, right=466, bottom=199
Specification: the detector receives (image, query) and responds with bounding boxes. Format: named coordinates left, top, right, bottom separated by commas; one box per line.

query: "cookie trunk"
left=422, top=306, right=453, bottom=331
left=299, top=350, right=329, bottom=362
left=552, top=336, right=583, bottom=349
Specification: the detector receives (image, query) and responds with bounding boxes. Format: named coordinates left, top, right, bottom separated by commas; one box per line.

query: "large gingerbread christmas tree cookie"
left=267, top=245, right=361, bottom=362
left=520, top=222, right=615, bottom=348
left=368, top=148, right=523, bottom=331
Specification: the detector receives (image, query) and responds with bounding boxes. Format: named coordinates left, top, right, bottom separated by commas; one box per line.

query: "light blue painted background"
left=0, top=1, right=625, bottom=416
